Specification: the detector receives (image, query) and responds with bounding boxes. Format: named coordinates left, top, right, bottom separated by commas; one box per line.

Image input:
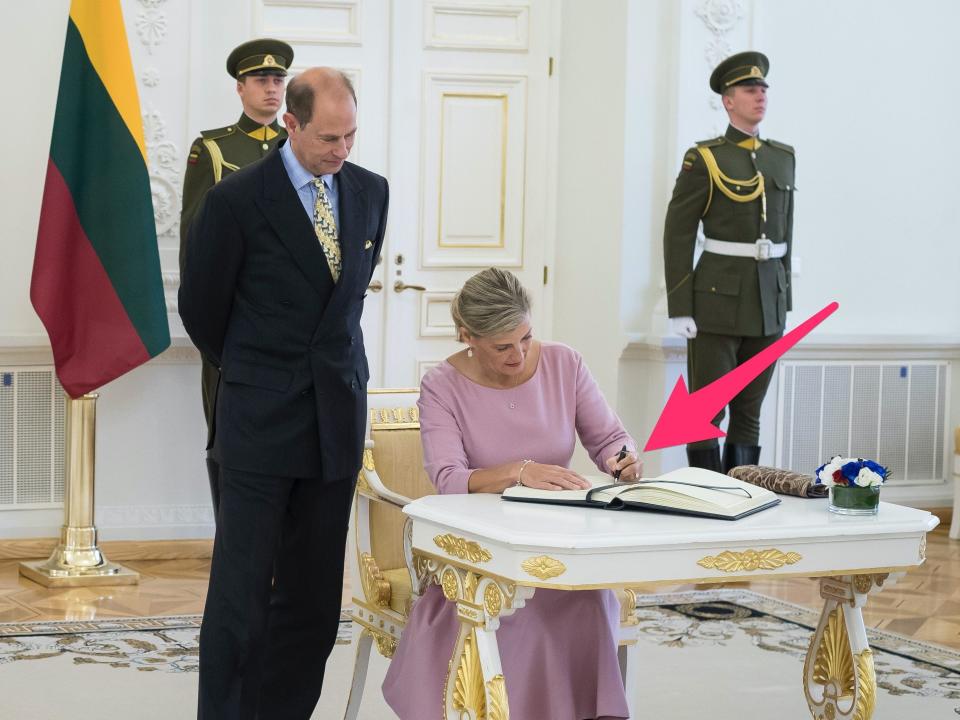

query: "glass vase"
left=828, top=485, right=881, bottom=516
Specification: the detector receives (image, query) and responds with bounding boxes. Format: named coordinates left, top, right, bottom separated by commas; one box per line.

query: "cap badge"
left=264, top=55, right=276, bottom=66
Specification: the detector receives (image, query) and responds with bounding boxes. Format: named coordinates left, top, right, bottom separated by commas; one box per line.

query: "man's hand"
left=670, top=316, right=698, bottom=339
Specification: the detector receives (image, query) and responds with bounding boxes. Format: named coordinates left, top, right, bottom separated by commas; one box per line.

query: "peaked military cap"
left=709, top=51, right=769, bottom=94
left=226, top=38, right=294, bottom=79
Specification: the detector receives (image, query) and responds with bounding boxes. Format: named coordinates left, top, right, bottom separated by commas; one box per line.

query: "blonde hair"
left=451, top=268, right=531, bottom=340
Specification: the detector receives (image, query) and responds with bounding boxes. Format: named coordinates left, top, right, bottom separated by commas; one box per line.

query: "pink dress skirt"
left=382, top=585, right=629, bottom=720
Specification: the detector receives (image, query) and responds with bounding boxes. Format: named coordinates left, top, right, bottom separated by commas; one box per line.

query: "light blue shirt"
left=279, top=139, right=340, bottom=229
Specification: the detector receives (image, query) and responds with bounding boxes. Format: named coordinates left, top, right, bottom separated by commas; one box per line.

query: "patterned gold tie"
left=312, top=177, right=341, bottom=282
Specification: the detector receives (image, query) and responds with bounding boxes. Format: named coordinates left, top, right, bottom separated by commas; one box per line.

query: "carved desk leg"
left=413, top=551, right=535, bottom=720
left=802, top=573, right=901, bottom=720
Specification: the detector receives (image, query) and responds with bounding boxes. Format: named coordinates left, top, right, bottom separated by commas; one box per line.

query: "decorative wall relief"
left=142, top=108, right=182, bottom=240
left=141, top=67, right=161, bottom=87
left=125, top=0, right=182, bottom=311
left=135, top=2, right=168, bottom=54
left=695, top=0, right=744, bottom=118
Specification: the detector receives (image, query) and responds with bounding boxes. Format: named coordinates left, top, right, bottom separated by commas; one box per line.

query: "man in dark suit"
left=179, top=67, right=388, bottom=719
left=663, top=51, right=795, bottom=474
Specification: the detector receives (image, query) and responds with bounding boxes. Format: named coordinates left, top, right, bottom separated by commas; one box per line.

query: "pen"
left=613, top=444, right=628, bottom=480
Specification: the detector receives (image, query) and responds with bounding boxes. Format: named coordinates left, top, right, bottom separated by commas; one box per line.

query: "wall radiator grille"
left=0, top=368, right=65, bottom=509
left=775, top=362, right=949, bottom=484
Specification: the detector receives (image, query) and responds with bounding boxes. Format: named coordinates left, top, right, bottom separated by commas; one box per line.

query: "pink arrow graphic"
left=643, top=301, right=839, bottom=452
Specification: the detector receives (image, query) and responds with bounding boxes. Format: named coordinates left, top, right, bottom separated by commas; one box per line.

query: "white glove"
left=670, top=316, right=698, bottom=339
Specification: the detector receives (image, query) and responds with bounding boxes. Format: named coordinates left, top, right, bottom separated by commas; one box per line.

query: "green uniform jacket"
left=179, top=113, right=287, bottom=442
left=664, top=125, right=795, bottom=337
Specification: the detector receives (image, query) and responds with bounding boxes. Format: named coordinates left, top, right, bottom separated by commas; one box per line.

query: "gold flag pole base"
left=19, top=527, right=139, bottom=588
left=16, top=393, right=139, bottom=588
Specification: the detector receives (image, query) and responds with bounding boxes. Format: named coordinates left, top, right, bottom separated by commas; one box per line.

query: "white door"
left=380, top=0, right=555, bottom=385
left=257, top=0, right=556, bottom=387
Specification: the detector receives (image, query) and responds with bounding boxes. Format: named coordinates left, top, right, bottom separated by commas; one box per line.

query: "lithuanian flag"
left=31, top=0, right=170, bottom=398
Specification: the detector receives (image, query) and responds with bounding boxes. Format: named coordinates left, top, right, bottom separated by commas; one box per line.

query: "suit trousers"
left=198, top=467, right=355, bottom=720
left=205, top=455, right=221, bottom=523
left=686, top=330, right=782, bottom=450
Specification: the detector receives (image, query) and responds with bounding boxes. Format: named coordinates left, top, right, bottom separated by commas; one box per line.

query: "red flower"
left=832, top=469, right=847, bottom=486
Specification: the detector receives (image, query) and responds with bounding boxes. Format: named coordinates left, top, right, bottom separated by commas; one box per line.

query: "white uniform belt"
left=703, top=237, right=787, bottom=261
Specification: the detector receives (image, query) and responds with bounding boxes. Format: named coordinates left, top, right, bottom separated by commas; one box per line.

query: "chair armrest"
left=360, top=440, right=415, bottom=508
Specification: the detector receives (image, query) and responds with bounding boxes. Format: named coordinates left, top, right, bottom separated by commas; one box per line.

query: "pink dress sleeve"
left=572, top=350, right=635, bottom=473
left=417, top=370, right=472, bottom=495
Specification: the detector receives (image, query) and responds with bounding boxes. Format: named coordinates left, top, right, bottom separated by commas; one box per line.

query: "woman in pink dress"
left=382, top=268, right=642, bottom=720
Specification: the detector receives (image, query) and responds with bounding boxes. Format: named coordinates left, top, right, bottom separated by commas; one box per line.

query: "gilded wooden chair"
left=344, top=388, right=434, bottom=719
left=343, top=388, right=642, bottom=717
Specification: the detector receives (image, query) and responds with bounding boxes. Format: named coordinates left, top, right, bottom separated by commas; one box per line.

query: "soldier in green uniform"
left=179, top=38, right=294, bottom=519
left=663, top=51, right=795, bottom=474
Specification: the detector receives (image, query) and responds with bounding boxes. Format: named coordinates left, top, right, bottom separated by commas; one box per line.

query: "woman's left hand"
left=606, top=451, right=642, bottom=481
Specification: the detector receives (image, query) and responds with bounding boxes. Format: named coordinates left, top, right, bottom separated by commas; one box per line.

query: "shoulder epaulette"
left=200, top=125, right=238, bottom=141
left=766, top=138, right=795, bottom=154
left=695, top=137, right=724, bottom=148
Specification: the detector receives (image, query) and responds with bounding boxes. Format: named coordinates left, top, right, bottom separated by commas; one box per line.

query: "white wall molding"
left=0, top=337, right=200, bottom=366
left=96, top=503, right=214, bottom=532
left=0, top=504, right=215, bottom=541
left=625, top=333, right=960, bottom=362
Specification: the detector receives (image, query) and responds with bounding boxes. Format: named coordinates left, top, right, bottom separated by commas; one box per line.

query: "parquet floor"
left=1, top=525, right=957, bottom=651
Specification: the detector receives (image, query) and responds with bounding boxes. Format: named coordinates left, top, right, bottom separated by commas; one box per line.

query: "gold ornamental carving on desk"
left=805, top=606, right=876, bottom=720
left=521, top=555, right=566, bottom=580
left=697, top=548, right=801, bottom=573
left=434, top=533, right=493, bottom=564
left=450, top=630, right=510, bottom=720
left=486, top=674, right=509, bottom=720
left=483, top=583, right=504, bottom=617
left=452, top=630, right=485, bottom=717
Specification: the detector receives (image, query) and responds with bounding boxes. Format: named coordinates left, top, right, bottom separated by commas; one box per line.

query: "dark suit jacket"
left=179, top=142, right=388, bottom=481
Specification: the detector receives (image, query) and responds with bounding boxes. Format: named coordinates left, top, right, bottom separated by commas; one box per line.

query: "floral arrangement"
left=815, top=456, right=890, bottom=488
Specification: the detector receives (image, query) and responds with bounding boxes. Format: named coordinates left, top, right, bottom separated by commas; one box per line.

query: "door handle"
left=367, top=280, right=383, bottom=293
left=393, top=281, right=426, bottom=293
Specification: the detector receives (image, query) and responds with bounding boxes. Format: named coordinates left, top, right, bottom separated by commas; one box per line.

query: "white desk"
left=403, top=494, right=939, bottom=720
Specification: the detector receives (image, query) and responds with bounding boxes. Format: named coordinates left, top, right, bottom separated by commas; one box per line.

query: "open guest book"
left=501, top=467, right=780, bottom=520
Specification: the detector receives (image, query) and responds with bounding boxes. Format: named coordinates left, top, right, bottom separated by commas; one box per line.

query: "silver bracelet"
left=516, top=459, right=534, bottom=487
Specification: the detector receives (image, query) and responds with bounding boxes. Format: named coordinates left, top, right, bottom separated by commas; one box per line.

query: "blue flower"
left=863, top=460, right=889, bottom=479
left=840, top=461, right=861, bottom=483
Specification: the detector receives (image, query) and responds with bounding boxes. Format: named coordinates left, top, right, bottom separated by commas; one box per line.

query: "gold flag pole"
left=19, top=393, right=138, bottom=587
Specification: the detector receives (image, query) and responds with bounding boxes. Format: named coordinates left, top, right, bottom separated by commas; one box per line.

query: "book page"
left=591, top=467, right=775, bottom=512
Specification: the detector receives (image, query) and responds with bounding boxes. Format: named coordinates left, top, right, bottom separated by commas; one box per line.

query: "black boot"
left=687, top=446, right=722, bottom=472
left=722, top=443, right=761, bottom=474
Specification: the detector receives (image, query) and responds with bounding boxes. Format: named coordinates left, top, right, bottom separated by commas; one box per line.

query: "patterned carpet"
left=0, top=591, right=956, bottom=719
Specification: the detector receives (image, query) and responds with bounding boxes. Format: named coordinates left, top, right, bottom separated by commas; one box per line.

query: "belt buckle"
left=755, top=238, right=772, bottom=261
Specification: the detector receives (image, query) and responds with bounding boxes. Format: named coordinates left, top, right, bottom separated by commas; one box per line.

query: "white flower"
left=817, top=456, right=844, bottom=486
left=855, top=467, right=883, bottom=487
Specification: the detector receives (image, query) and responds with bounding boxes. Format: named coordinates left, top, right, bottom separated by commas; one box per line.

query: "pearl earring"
left=467, top=347, right=474, bottom=358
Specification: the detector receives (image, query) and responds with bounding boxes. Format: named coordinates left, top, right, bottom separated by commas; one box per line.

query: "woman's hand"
left=518, top=462, right=591, bottom=491
left=606, top=451, right=643, bottom=481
